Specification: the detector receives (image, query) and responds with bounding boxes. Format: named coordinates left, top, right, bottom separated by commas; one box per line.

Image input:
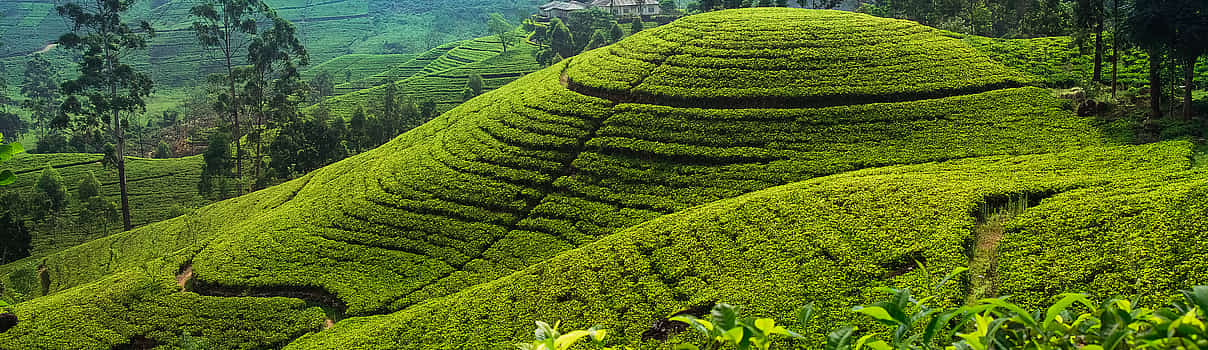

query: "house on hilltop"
left=539, top=1, right=590, bottom=20
left=590, top=0, right=662, bottom=18
left=537, top=0, right=662, bottom=21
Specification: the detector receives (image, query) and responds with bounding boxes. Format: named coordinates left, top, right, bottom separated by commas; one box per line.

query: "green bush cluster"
left=566, top=8, right=1032, bottom=105
left=287, top=143, right=1207, bottom=349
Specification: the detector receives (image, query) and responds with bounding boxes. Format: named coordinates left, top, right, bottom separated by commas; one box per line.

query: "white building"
left=590, top=0, right=662, bottom=18
left=539, top=1, right=591, bottom=20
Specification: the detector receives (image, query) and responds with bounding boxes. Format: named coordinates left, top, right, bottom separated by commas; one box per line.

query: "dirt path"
left=175, top=264, right=193, bottom=292
left=965, top=196, right=1030, bottom=304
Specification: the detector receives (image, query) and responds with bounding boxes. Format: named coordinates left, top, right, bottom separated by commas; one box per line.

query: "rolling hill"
left=2, top=8, right=1205, bottom=349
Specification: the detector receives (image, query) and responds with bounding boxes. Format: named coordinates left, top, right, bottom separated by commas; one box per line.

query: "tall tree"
left=487, top=13, right=517, bottom=53
left=77, top=171, right=117, bottom=233
left=21, top=54, right=57, bottom=142
left=242, top=14, right=308, bottom=190
left=191, top=0, right=268, bottom=189
left=34, top=166, right=68, bottom=220
left=1128, top=0, right=1173, bottom=121
left=1167, top=0, right=1208, bottom=120
left=631, top=18, right=646, bottom=34
left=199, top=131, right=232, bottom=199
left=56, top=0, right=155, bottom=231
left=1076, top=0, right=1106, bottom=83
left=550, top=18, right=576, bottom=59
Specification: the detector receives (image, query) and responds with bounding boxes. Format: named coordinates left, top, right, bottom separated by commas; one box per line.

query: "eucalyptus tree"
left=191, top=0, right=270, bottom=187
left=21, top=54, right=58, bottom=141
left=55, top=0, right=155, bottom=231
left=242, top=15, right=308, bottom=189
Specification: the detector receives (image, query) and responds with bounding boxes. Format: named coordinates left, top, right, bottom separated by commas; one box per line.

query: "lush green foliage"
left=566, top=9, right=1032, bottom=105
left=3, top=9, right=1202, bottom=349
left=0, top=153, right=234, bottom=256
left=286, top=142, right=1206, bottom=348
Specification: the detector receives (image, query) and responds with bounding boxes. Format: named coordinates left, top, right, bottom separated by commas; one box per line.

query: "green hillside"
left=313, top=35, right=542, bottom=119
left=0, top=0, right=540, bottom=89
left=0, top=8, right=1203, bottom=349
left=0, top=153, right=234, bottom=256
left=301, top=54, right=417, bottom=84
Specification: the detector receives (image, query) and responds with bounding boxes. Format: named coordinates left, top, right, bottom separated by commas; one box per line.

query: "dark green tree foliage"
left=35, top=166, right=68, bottom=217
left=701, top=0, right=721, bottom=11
left=1167, top=0, right=1208, bottom=120
left=725, top=0, right=744, bottom=8
left=77, top=171, right=117, bottom=231
left=467, top=73, right=484, bottom=96
left=758, top=0, right=775, bottom=6
left=191, top=0, right=269, bottom=184
left=268, top=114, right=347, bottom=178
left=630, top=18, right=646, bottom=34
left=21, top=54, right=57, bottom=149
left=348, top=106, right=368, bottom=152
left=0, top=64, right=19, bottom=141
left=56, top=0, right=155, bottom=231
left=1075, top=0, right=1106, bottom=82
left=487, top=13, right=517, bottom=53
left=550, top=18, right=576, bottom=59
left=660, top=0, right=678, bottom=14
left=0, top=212, right=30, bottom=264
left=1128, top=0, right=1173, bottom=120
left=199, top=132, right=232, bottom=199
left=568, top=8, right=616, bottom=53
left=308, top=71, right=334, bottom=102
left=242, top=14, right=308, bottom=190
left=585, top=30, right=609, bottom=53
left=154, top=141, right=173, bottom=159
left=608, top=21, right=625, bottom=42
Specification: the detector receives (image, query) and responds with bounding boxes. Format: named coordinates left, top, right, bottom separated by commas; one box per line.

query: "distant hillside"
left=310, top=34, right=542, bottom=120
left=0, top=0, right=541, bottom=89
left=3, top=8, right=1206, bottom=349
left=0, top=153, right=234, bottom=256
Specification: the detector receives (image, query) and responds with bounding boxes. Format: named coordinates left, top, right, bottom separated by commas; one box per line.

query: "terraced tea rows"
left=0, top=153, right=235, bottom=256
left=302, top=54, right=417, bottom=85
left=288, top=142, right=1207, bottom=349
left=1, top=8, right=1194, bottom=349
left=567, top=9, right=1031, bottom=107
left=315, top=36, right=541, bottom=119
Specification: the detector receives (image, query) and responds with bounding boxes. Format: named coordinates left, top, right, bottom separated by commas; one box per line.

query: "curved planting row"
left=286, top=143, right=1208, bottom=349
left=566, top=9, right=1031, bottom=108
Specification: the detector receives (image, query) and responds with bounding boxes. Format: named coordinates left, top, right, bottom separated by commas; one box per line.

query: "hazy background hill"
left=0, top=0, right=541, bottom=89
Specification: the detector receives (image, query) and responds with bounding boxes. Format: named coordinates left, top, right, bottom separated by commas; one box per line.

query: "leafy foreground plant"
left=523, top=276, right=1208, bottom=350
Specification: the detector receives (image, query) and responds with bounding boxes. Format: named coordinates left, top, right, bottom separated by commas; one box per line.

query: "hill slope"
left=0, top=153, right=233, bottom=256
left=0, top=0, right=539, bottom=89
left=4, top=8, right=1198, bottom=349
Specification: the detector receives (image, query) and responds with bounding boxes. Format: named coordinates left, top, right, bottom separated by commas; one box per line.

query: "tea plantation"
left=2, top=8, right=1205, bottom=349
left=0, top=153, right=234, bottom=256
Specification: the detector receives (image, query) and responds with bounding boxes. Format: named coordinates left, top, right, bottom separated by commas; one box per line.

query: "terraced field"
left=301, top=54, right=417, bottom=85
left=0, top=153, right=235, bottom=256
left=314, top=35, right=542, bottom=119
left=2, top=8, right=1205, bottom=349
left=0, top=0, right=538, bottom=90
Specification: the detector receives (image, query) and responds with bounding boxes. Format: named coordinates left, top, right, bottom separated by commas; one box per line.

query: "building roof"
left=540, top=1, right=590, bottom=11
left=590, top=0, right=659, bottom=6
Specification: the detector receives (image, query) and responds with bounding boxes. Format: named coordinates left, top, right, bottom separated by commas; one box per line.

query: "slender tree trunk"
left=1094, top=21, right=1104, bottom=83
left=1184, top=55, right=1196, bottom=121
left=228, top=55, right=242, bottom=190
left=1149, top=46, right=1164, bottom=120
left=115, top=106, right=131, bottom=231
